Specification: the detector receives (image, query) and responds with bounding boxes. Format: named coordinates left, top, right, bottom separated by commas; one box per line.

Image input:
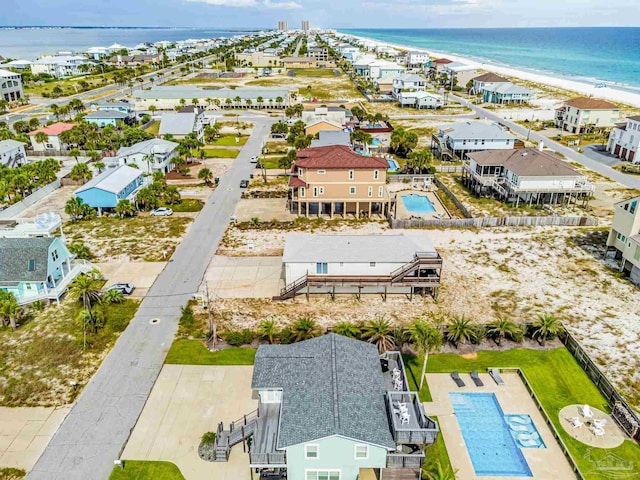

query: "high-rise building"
left=301, top=20, right=310, bottom=31
left=278, top=20, right=288, bottom=31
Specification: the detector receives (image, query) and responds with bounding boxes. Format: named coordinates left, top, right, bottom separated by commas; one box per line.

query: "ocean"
left=0, top=27, right=252, bottom=60
left=341, top=27, right=640, bottom=89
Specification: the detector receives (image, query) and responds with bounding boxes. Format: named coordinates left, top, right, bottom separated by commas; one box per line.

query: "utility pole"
left=204, top=281, right=217, bottom=351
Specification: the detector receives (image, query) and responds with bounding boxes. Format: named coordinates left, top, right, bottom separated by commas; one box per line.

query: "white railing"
left=16, top=260, right=93, bottom=305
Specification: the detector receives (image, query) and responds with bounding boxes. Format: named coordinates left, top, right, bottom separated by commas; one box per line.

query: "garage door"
left=614, top=144, right=621, bottom=155
left=622, top=148, right=628, bottom=159
left=630, top=150, right=636, bottom=163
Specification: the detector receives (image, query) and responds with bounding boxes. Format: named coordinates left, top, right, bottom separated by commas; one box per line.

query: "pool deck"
left=424, top=372, right=578, bottom=480
left=395, top=190, right=450, bottom=220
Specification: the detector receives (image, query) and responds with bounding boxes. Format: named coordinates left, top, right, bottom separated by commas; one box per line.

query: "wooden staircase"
left=213, top=409, right=259, bottom=462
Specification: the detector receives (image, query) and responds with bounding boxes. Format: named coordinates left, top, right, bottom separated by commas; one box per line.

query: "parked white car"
left=150, top=207, right=173, bottom=216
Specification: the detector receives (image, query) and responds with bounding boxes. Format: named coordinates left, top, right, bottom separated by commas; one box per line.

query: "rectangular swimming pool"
left=401, top=194, right=436, bottom=214
left=450, top=393, right=533, bottom=477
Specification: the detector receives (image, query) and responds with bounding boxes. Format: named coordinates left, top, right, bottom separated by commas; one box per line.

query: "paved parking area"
left=233, top=198, right=296, bottom=222
left=94, top=262, right=167, bottom=299
left=122, top=365, right=255, bottom=480
left=203, top=256, right=282, bottom=298
left=0, top=406, right=71, bottom=471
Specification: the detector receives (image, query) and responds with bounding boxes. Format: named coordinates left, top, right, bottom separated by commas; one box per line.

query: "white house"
left=363, top=60, right=405, bottom=80
left=4, top=60, right=32, bottom=70
left=280, top=233, right=442, bottom=299
left=0, top=68, right=24, bottom=102
left=109, top=138, right=179, bottom=174
left=442, top=62, right=479, bottom=88
left=28, top=123, right=75, bottom=152
left=555, top=97, right=620, bottom=134
left=158, top=109, right=206, bottom=141
left=607, top=196, right=640, bottom=285
left=31, top=56, right=90, bottom=78
left=0, top=140, right=27, bottom=167
left=463, top=148, right=595, bottom=206
left=406, top=51, right=430, bottom=68
left=301, top=106, right=353, bottom=127
left=397, top=91, right=444, bottom=110
left=431, top=121, right=518, bottom=160
left=392, top=73, right=427, bottom=97
left=607, top=116, right=640, bottom=163
left=481, top=82, right=534, bottom=104
left=470, top=72, right=510, bottom=95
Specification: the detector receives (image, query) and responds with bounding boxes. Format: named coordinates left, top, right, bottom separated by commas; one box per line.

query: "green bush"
left=221, top=329, right=256, bottom=346
left=200, top=431, right=216, bottom=445
left=277, top=326, right=294, bottom=344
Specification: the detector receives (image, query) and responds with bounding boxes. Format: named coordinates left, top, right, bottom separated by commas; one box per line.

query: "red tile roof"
left=566, top=97, right=618, bottom=110
left=295, top=145, right=389, bottom=169
left=433, top=58, right=453, bottom=64
left=288, top=176, right=307, bottom=188
left=28, top=122, right=75, bottom=136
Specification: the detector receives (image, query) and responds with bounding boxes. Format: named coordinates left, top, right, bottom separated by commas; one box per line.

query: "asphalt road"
left=451, top=94, right=640, bottom=190
left=26, top=113, right=276, bottom=480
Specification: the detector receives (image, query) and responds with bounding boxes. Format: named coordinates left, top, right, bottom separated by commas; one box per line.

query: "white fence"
left=389, top=215, right=599, bottom=229
left=0, top=179, right=61, bottom=219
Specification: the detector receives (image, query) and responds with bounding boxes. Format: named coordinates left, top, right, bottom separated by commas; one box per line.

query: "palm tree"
left=1, top=295, right=22, bottom=330
left=446, top=316, right=477, bottom=348
left=532, top=314, right=563, bottom=346
left=362, top=317, right=396, bottom=353
left=408, top=319, right=443, bottom=390
left=34, top=131, right=49, bottom=145
left=198, top=167, right=213, bottom=185
left=333, top=321, right=361, bottom=338
left=69, top=272, right=102, bottom=315
left=258, top=318, right=278, bottom=344
left=115, top=199, right=136, bottom=217
left=102, top=289, right=124, bottom=304
left=69, top=148, right=81, bottom=164
left=487, top=318, right=521, bottom=346
left=423, top=461, right=458, bottom=480
left=291, top=316, right=319, bottom=342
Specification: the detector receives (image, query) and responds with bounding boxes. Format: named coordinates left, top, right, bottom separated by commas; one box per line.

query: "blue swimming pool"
left=387, top=158, right=400, bottom=172
left=450, top=393, right=533, bottom=477
left=401, top=194, right=436, bottom=214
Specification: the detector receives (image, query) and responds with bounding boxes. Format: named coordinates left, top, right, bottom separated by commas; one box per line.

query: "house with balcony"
left=406, top=51, right=430, bottom=69
left=0, top=140, right=27, bottom=167
left=31, top=55, right=90, bottom=78
left=287, top=145, right=389, bottom=218
left=462, top=148, right=595, bottom=207
left=75, top=165, right=145, bottom=212
left=0, top=68, right=24, bottom=102
left=392, top=73, right=427, bottom=97
left=28, top=122, right=75, bottom=152
left=469, top=72, right=510, bottom=95
left=607, top=116, right=640, bottom=163
left=481, top=82, right=533, bottom=104
left=428, top=58, right=452, bottom=79
left=555, top=97, right=620, bottom=133
left=606, top=196, right=640, bottom=285
left=0, top=236, right=92, bottom=306
left=431, top=121, right=520, bottom=161
left=441, top=62, right=479, bottom=89
left=279, top=233, right=442, bottom=300
left=212, top=333, right=439, bottom=480
left=398, top=91, right=444, bottom=110
left=109, top=138, right=178, bottom=174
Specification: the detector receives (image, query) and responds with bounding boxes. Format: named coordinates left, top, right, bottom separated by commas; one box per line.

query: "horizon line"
left=1, top=25, right=639, bottom=29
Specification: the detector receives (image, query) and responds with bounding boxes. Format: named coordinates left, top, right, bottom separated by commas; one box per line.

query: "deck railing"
left=249, top=452, right=286, bottom=466
left=386, top=451, right=425, bottom=468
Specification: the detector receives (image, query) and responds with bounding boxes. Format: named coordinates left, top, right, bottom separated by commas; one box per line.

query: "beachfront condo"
left=607, top=115, right=640, bottom=163
left=431, top=121, right=520, bottom=161
left=555, top=97, right=620, bottom=133
left=607, top=196, right=640, bottom=285
left=287, top=145, right=390, bottom=218
left=0, top=68, right=24, bottom=102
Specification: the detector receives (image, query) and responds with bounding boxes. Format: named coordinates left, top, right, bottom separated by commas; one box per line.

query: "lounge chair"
left=581, top=405, right=594, bottom=419
left=451, top=371, right=465, bottom=387
left=518, top=438, right=542, bottom=448
left=489, top=369, right=505, bottom=385
left=470, top=370, right=484, bottom=387
left=516, top=432, right=541, bottom=442
left=508, top=416, right=532, bottom=426
left=509, top=424, right=533, bottom=432
left=569, top=417, right=584, bottom=429
left=593, top=418, right=607, bottom=428
left=591, top=425, right=605, bottom=437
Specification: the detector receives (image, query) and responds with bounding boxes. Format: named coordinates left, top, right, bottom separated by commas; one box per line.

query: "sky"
left=3, top=0, right=639, bottom=28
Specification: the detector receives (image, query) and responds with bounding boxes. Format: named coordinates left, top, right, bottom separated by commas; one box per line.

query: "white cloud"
left=184, top=0, right=301, bottom=8
left=362, top=0, right=500, bottom=15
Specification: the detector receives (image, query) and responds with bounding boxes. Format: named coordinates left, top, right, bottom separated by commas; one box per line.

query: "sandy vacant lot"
left=213, top=222, right=640, bottom=406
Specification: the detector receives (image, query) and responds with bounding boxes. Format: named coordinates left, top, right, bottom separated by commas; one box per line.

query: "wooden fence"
left=389, top=215, right=599, bottom=229
left=432, top=176, right=474, bottom=218
left=434, top=165, right=463, bottom=173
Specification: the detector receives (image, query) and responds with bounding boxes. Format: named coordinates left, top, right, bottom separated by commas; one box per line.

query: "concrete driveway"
left=0, top=406, right=71, bottom=471
left=122, top=365, right=256, bottom=480
left=580, top=144, right=623, bottom=168
left=94, top=262, right=167, bottom=299
left=204, top=256, right=283, bottom=298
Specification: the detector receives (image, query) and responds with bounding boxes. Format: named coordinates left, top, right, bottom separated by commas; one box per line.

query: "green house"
left=214, top=334, right=439, bottom=480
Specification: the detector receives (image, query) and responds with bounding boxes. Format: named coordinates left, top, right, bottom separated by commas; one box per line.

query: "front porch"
left=12, top=259, right=93, bottom=305
left=287, top=198, right=390, bottom=219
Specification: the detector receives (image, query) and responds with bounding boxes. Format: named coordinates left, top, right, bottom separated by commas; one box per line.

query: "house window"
left=300, top=187, right=306, bottom=197
left=28, top=259, right=36, bottom=271
left=305, top=472, right=340, bottom=480
left=317, top=170, right=326, bottom=174
left=313, top=187, right=319, bottom=197
left=52, top=250, right=59, bottom=261
left=349, top=186, right=356, bottom=195
left=348, top=170, right=354, bottom=180
left=354, top=444, right=369, bottom=459
left=635, top=245, right=640, bottom=261
left=617, top=232, right=627, bottom=243
left=368, top=186, right=373, bottom=197
left=319, top=187, right=324, bottom=195
left=299, top=168, right=304, bottom=175
left=45, top=143, right=54, bottom=149
left=370, top=262, right=376, bottom=267
left=373, top=170, right=379, bottom=180
left=378, top=186, right=383, bottom=197
left=315, top=263, right=328, bottom=275
left=631, top=201, right=637, bottom=214
left=305, top=444, right=320, bottom=458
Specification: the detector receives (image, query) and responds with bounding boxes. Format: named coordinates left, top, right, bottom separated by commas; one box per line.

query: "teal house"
left=85, top=110, right=131, bottom=128
left=0, top=237, right=89, bottom=305
left=213, top=334, right=438, bottom=480
left=75, top=165, right=144, bottom=210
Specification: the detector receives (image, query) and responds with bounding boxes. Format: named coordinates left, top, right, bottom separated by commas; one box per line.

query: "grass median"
left=109, top=461, right=185, bottom=480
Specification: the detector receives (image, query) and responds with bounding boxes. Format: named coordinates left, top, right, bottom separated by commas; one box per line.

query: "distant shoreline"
left=0, top=26, right=258, bottom=31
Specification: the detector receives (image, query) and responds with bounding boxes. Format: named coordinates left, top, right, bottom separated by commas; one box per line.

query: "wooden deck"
left=250, top=402, right=285, bottom=466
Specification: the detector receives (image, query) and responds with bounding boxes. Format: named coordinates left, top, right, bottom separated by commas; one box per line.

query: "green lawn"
left=195, top=148, right=239, bottom=159
left=145, top=121, right=160, bottom=136
left=209, top=135, right=248, bottom=147
left=423, top=418, right=455, bottom=478
left=292, top=68, right=337, bottom=77
left=257, top=156, right=283, bottom=170
left=109, top=461, right=185, bottom=480
left=160, top=199, right=203, bottom=212
left=405, top=348, right=640, bottom=480
left=24, top=73, right=116, bottom=98
left=165, top=339, right=256, bottom=365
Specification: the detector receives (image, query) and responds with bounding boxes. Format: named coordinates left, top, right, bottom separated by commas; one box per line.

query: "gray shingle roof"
left=311, top=131, right=351, bottom=148
left=468, top=148, right=583, bottom=177
left=252, top=334, right=395, bottom=449
left=0, top=237, right=54, bottom=283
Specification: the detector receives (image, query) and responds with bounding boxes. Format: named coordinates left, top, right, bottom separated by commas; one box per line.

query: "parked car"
left=250, top=155, right=259, bottom=163
left=150, top=207, right=173, bottom=216
left=240, top=179, right=249, bottom=188
left=108, top=283, right=135, bottom=295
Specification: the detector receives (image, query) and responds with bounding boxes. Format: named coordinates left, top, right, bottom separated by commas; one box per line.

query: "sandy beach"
left=346, top=34, right=640, bottom=108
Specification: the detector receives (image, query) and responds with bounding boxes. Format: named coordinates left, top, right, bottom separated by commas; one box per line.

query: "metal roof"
left=159, top=112, right=197, bottom=136
left=282, top=234, right=435, bottom=264
left=311, top=131, right=351, bottom=148
left=75, top=165, right=142, bottom=195
left=439, top=121, right=516, bottom=141
left=133, top=85, right=291, bottom=100
left=85, top=111, right=130, bottom=120
left=116, top=138, right=178, bottom=157
left=0, top=237, right=55, bottom=283
left=0, top=140, right=25, bottom=156
left=252, top=334, right=396, bottom=449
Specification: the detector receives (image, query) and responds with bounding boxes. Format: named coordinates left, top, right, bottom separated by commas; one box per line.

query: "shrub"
left=201, top=431, right=216, bottom=445
left=222, top=329, right=256, bottom=346
left=277, top=326, right=294, bottom=344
